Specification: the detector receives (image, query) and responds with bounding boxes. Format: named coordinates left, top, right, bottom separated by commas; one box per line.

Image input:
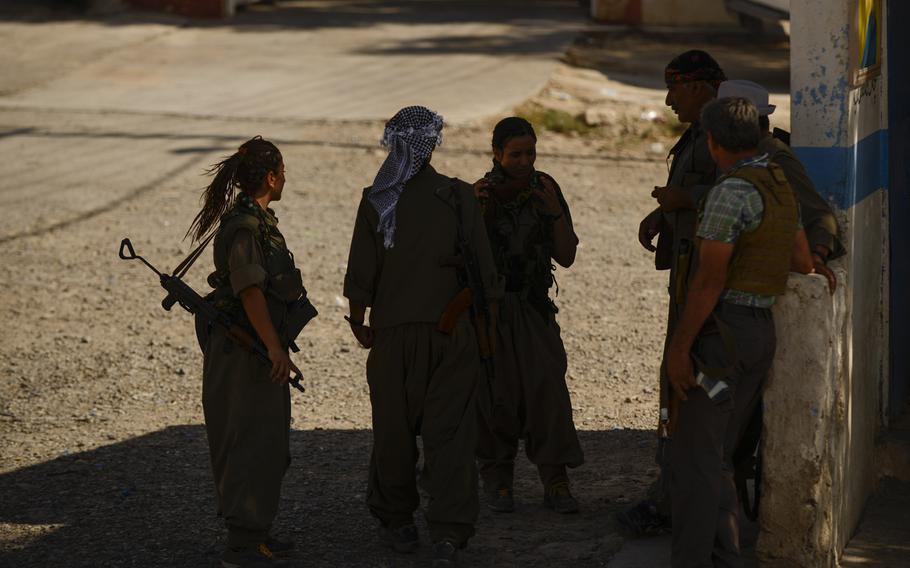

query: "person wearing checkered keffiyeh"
left=343, top=106, right=503, bottom=562
left=368, top=105, right=444, bottom=249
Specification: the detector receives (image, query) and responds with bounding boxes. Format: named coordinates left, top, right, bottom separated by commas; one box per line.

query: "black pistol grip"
left=162, top=294, right=178, bottom=311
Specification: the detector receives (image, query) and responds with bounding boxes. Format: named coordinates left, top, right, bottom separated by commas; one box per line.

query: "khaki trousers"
left=476, top=293, right=584, bottom=490
left=203, top=327, right=291, bottom=548
left=366, top=316, right=480, bottom=545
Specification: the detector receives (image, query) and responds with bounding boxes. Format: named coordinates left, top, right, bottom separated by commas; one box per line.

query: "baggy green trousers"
left=476, top=293, right=584, bottom=490
left=366, top=316, right=480, bottom=546
left=203, top=327, right=291, bottom=548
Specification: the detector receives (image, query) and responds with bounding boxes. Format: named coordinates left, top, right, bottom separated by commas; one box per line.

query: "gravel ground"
left=0, top=21, right=792, bottom=567
left=0, top=106, right=669, bottom=566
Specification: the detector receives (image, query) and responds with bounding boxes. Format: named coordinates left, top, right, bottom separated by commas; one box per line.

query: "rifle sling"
left=173, top=230, right=217, bottom=279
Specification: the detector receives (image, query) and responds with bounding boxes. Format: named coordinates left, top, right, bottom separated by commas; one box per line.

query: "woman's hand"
left=266, top=345, right=299, bottom=385
left=535, top=176, right=564, bottom=216
left=473, top=178, right=491, bottom=200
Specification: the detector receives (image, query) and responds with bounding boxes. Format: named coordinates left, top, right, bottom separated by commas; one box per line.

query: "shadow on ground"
left=0, top=426, right=654, bottom=567
left=567, top=30, right=790, bottom=93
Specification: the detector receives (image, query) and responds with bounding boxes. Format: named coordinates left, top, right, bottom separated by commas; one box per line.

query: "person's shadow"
left=0, top=426, right=656, bottom=567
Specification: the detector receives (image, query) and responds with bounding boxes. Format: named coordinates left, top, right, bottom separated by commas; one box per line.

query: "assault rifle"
left=118, top=238, right=305, bottom=392
left=437, top=182, right=496, bottom=384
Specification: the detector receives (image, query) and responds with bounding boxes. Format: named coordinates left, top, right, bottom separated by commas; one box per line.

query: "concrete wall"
left=590, top=0, right=738, bottom=26
left=760, top=271, right=847, bottom=567
left=757, top=0, right=891, bottom=565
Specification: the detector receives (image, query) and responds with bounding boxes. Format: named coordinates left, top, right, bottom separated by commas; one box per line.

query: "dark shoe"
left=221, top=544, right=288, bottom=568
left=543, top=481, right=580, bottom=514
left=379, top=523, right=419, bottom=553
left=615, top=499, right=671, bottom=537
left=487, top=487, right=515, bottom=513
left=264, top=536, right=295, bottom=556
left=431, top=540, right=459, bottom=567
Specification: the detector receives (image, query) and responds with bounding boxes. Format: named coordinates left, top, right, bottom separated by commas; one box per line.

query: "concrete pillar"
left=759, top=0, right=891, bottom=565
left=759, top=271, right=847, bottom=567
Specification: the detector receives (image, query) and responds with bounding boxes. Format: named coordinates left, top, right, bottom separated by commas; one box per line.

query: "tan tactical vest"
left=717, top=163, right=799, bottom=296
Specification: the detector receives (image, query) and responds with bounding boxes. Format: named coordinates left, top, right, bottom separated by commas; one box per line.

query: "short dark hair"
left=700, top=97, right=760, bottom=152
left=492, top=116, right=536, bottom=150
left=664, top=50, right=726, bottom=87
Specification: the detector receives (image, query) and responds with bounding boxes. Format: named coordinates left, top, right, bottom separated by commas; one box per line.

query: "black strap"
left=172, top=230, right=216, bottom=279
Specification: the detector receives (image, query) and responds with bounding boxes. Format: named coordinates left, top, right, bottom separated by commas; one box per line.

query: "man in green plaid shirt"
left=665, top=97, right=814, bottom=567
left=696, top=153, right=804, bottom=309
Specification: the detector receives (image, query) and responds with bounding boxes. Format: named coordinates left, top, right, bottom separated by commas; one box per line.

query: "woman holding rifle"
left=186, top=136, right=304, bottom=568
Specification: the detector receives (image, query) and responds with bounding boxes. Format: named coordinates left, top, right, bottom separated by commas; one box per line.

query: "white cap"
left=717, top=79, right=776, bottom=116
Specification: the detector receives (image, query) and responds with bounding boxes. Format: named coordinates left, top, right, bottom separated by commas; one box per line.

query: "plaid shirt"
left=698, top=154, right=799, bottom=308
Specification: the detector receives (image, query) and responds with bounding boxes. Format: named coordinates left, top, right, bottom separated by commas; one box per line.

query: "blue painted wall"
left=796, top=130, right=889, bottom=210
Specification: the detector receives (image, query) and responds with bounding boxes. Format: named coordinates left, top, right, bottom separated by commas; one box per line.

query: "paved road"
left=0, top=1, right=583, bottom=240
left=0, top=1, right=582, bottom=123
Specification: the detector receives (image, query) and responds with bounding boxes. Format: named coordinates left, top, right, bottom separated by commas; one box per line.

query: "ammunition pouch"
left=281, top=293, right=318, bottom=351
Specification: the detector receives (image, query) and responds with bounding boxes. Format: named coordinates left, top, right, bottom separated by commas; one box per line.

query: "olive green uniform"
left=475, top=173, right=584, bottom=490
left=202, top=199, right=305, bottom=549
left=647, top=124, right=719, bottom=512
left=758, top=135, right=845, bottom=257
left=344, top=165, right=501, bottom=545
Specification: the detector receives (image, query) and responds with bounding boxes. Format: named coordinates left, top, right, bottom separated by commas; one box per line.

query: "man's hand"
left=665, top=345, right=696, bottom=401
left=813, top=253, right=837, bottom=294
left=638, top=210, right=661, bottom=252
left=346, top=316, right=375, bottom=349
left=651, top=185, right=695, bottom=212
left=266, top=345, right=299, bottom=385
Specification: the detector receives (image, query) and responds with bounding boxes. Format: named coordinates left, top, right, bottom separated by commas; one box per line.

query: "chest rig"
left=484, top=173, right=558, bottom=319
left=206, top=198, right=316, bottom=349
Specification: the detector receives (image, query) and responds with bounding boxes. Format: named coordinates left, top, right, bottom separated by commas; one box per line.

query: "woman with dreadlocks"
left=472, top=117, right=584, bottom=515
left=187, top=136, right=309, bottom=568
left=343, top=106, right=501, bottom=566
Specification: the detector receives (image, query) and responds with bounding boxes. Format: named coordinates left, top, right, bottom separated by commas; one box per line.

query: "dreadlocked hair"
left=186, top=136, right=282, bottom=242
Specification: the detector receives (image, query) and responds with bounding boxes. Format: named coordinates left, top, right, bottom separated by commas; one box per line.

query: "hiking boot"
left=615, top=499, right=671, bottom=537
left=543, top=481, right=579, bottom=514
left=379, top=523, right=419, bottom=553
left=487, top=487, right=515, bottom=513
left=431, top=540, right=459, bottom=567
left=264, top=536, right=295, bottom=556
left=221, top=544, right=288, bottom=568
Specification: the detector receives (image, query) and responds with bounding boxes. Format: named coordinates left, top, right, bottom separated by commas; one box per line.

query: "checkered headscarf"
left=368, top=106, right=444, bottom=249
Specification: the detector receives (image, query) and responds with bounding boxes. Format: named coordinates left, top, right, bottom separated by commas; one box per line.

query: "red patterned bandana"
left=665, top=50, right=726, bottom=87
